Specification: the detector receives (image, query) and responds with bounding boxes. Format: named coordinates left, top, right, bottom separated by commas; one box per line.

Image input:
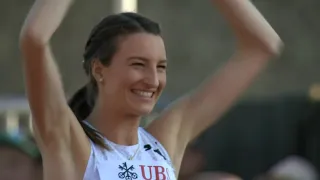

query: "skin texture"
left=92, top=33, right=166, bottom=117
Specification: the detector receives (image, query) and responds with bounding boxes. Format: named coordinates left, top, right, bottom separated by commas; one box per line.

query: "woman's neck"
left=88, top=102, right=141, bottom=146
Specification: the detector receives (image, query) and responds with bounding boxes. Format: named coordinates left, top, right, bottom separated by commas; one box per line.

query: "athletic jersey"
left=83, top=123, right=176, bottom=180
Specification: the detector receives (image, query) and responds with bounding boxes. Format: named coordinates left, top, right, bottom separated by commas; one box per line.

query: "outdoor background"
left=1, top=0, right=320, bottom=179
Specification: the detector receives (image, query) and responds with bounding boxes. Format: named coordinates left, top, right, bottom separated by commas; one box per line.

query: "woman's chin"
left=130, top=104, right=154, bottom=116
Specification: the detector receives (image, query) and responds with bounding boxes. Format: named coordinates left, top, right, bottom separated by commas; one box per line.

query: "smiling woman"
left=95, top=33, right=167, bottom=116
left=19, top=0, right=282, bottom=180
left=70, top=18, right=166, bottom=148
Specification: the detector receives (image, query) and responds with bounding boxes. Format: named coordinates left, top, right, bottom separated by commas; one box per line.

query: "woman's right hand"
left=20, top=0, right=74, bottom=44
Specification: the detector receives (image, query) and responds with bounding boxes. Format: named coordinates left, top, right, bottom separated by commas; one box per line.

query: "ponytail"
left=68, top=84, right=109, bottom=149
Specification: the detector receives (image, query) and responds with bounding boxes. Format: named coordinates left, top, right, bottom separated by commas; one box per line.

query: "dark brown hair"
left=68, top=12, right=161, bottom=149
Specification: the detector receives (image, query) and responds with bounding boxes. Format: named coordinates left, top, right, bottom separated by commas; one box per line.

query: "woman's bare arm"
left=148, top=0, right=283, bottom=170
left=20, top=0, right=90, bottom=178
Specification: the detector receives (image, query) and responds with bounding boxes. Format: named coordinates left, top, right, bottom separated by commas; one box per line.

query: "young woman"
left=19, top=0, right=283, bottom=179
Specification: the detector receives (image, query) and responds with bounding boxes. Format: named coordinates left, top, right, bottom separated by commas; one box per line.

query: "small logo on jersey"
left=144, top=144, right=152, bottom=151
left=154, top=149, right=166, bottom=160
left=118, top=162, right=138, bottom=180
left=144, top=142, right=167, bottom=160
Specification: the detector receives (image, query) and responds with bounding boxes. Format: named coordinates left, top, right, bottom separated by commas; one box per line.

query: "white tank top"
left=83, top=124, right=176, bottom=180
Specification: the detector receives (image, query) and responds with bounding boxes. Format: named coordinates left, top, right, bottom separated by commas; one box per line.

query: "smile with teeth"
left=132, top=90, right=154, bottom=98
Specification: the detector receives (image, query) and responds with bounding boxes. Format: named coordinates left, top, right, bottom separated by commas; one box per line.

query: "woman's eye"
left=132, top=62, right=144, bottom=66
left=157, top=65, right=167, bottom=69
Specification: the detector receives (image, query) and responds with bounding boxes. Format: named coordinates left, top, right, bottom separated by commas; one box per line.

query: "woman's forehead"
left=115, top=33, right=167, bottom=61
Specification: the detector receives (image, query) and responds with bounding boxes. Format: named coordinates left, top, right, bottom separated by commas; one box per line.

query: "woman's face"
left=95, top=32, right=167, bottom=116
